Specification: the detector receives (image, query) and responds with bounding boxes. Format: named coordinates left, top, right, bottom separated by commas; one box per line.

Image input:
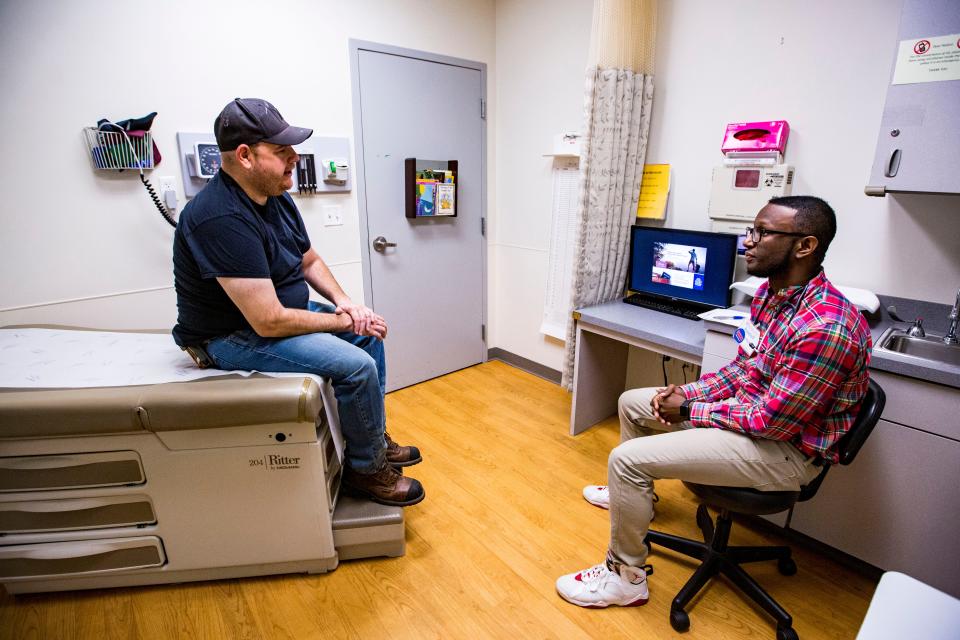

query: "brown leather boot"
left=342, top=462, right=425, bottom=507
left=385, top=431, right=422, bottom=468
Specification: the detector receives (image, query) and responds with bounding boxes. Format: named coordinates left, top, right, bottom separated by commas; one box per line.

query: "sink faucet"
left=945, top=288, right=960, bottom=345
left=907, top=317, right=926, bottom=338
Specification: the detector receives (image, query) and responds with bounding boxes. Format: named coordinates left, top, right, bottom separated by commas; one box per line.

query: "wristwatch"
left=679, top=399, right=692, bottom=421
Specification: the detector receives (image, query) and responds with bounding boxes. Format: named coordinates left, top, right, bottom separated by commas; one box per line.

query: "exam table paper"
left=729, top=277, right=880, bottom=313
left=0, top=328, right=344, bottom=459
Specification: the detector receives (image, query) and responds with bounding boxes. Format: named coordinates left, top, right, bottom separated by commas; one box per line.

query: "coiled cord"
left=98, top=119, right=177, bottom=228
left=141, top=174, right=177, bottom=228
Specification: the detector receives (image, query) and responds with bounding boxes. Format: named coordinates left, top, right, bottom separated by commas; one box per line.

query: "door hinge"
left=482, top=324, right=486, bottom=341
left=480, top=98, right=486, bottom=120
left=481, top=217, right=486, bottom=236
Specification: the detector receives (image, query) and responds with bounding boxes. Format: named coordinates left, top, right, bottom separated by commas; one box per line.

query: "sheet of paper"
left=0, top=328, right=225, bottom=388
left=698, top=307, right=750, bottom=327
left=892, top=33, right=960, bottom=85
left=636, top=164, right=670, bottom=219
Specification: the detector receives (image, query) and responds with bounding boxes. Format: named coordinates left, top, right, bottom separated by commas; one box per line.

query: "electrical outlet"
left=323, top=205, right=343, bottom=226
left=157, top=176, right=176, bottom=194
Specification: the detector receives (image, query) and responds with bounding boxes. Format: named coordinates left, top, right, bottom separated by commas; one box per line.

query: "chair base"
left=646, top=504, right=799, bottom=640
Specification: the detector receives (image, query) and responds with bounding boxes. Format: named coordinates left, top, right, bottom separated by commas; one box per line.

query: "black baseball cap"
left=214, top=98, right=313, bottom=151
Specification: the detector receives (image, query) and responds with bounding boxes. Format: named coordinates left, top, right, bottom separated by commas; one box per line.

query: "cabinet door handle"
left=885, top=148, right=902, bottom=178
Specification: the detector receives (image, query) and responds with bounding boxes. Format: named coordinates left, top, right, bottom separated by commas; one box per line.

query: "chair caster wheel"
left=669, top=608, right=690, bottom=632
left=778, top=556, right=797, bottom=576
left=776, top=625, right=798, bottom=640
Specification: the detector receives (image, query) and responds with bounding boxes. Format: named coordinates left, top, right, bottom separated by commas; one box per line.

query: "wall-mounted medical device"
left=708, top=165, right=794, bottom=221
left=709, top=120, right=793, bottom=225
left=720, top=120, right=789, bottom=166
left=285, top=138, right=352, bottom=194
left=84, top=115, right=177, bottom=229
left=176, top=132, right=218, bottom=199
left=194, top=143, right=222, bottom=179
left=175, top=133, right=353, bottom=199
left=322, top=159, right=350, bottom=186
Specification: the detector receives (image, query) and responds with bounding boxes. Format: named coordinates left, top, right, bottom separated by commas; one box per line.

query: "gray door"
left=352, top=43, right=486, bottom=391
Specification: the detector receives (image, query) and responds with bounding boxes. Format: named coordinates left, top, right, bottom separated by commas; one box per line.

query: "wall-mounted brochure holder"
left=405, top=158, right=457, bottom=218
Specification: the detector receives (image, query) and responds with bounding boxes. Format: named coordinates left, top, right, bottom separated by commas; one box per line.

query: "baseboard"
left=741, top=513, right=884, bottom=582
left=486, top=348, right=562, bottom=385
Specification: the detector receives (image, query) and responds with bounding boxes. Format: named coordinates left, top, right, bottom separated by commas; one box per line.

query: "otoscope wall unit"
left=176, top=133, right=353, bottom=199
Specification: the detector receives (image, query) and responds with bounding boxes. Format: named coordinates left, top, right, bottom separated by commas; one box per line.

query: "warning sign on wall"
left=892, top=33, right=960, bottom=85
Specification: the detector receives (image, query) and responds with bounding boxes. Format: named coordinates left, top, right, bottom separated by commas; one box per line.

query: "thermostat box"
left=708, top=164, right=794, bottom=221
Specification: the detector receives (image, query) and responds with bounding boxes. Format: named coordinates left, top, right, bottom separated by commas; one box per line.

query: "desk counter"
left=574, top=301, right=706, bottom=363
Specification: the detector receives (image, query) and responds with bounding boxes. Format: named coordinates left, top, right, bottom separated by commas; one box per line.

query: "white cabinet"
left=701, top=328, right=738, bottom=375
left=791, top=369, right=960, bottom=598
left=866, top=0, right=960, bottom=196
left=789, top=418, right=960, bottom=597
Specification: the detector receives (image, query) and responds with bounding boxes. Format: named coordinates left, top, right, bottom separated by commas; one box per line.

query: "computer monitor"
left=626, top=225, right=738, bottom=311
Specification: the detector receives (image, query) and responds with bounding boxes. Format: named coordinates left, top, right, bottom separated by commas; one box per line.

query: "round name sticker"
left=734, top=327, right=746, bottom=343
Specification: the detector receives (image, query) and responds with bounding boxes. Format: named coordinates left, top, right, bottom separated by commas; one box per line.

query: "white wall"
left=3, top=0, right=958, bottom=365
left=493, top=0, right=960, bottom=372
left=491, top=0, right=594, bottom=368
left=649, top=0, right=960, bottom=306
left=0, top=0, right=495, bottom=328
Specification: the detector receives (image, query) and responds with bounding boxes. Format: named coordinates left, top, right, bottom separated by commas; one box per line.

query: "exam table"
left=0, top=327, right=406, bottom=594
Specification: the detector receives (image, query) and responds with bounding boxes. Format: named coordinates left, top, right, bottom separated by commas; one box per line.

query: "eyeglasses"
left=745, top=227, right=808, bottom=243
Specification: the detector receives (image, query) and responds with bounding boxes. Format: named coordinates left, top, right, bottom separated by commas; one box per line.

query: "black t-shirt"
left=172, top=170, right=311, bottom=347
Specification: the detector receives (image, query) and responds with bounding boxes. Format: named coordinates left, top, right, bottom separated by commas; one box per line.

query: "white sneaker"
left=582, top=485, right=658, bottom=518
left=556, top=562, right=650, bottom=608
left=582, top=485, right=609, bottom=509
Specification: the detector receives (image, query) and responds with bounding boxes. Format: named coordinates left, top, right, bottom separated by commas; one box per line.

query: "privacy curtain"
left=561, top=0, right=658, bottom=390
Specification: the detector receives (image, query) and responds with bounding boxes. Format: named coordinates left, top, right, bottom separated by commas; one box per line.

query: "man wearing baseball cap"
left=172, top=98, right=424, bottom=507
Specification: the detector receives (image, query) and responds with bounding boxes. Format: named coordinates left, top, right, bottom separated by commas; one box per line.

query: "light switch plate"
left=323, top=205, right=343, bottom=226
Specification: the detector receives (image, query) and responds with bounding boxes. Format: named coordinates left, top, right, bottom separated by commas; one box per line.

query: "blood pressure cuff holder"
left=96, top=112, right=162, bottom=166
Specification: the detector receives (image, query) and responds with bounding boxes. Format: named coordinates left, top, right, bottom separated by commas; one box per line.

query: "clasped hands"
left=651, top=383, right=687, bottom=425
left=336, top=300, right=388, bottom=339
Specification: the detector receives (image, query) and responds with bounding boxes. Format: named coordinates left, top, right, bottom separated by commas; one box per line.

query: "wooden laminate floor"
left=0, top=361, right=877, bottom=639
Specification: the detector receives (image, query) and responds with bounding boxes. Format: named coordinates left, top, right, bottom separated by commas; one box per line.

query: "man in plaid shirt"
left=557, top=196, right=871, bottom=609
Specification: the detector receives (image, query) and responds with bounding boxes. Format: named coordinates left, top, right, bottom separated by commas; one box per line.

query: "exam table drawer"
left=0, top=451, right=145, bottom=492
left=0, top=495, right=156, bottom=534
left=0, top=536, right=165, bottom=580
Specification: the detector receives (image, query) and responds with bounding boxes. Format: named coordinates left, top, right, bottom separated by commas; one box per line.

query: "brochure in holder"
left=405, top=158, right=458, bottom=218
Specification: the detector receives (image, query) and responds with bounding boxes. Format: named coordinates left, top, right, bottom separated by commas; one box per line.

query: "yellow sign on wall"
left=637, top=164, right=670, bottom=219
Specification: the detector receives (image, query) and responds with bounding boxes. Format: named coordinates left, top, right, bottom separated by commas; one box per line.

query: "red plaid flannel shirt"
left=679, top=271, right=871, bottom=463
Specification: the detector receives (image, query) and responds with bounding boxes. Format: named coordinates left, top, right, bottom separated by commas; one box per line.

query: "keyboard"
left=622, top=293, right=703, bottom=321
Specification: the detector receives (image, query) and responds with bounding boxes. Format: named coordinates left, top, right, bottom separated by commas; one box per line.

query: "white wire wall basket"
left=82, top=127, right=155, bottom=170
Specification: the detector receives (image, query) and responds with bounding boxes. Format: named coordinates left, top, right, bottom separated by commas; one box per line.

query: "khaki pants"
left=609, top=387, right=822, bottom=569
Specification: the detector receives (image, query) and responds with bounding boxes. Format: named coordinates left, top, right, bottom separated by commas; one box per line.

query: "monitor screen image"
left=628, top=226, right=738, bottom=310
left=652, top=243, right=707, bottom=290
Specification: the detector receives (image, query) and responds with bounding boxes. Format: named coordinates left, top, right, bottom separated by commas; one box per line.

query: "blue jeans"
left=205, top=301, right=387, bottom=472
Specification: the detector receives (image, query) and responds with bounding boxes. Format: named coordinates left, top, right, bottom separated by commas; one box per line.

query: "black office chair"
left=645, top=379, right=886, bottom=640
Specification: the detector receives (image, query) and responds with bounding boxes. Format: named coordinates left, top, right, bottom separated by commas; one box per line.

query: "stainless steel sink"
left=876, top=328, right=960, bottom=367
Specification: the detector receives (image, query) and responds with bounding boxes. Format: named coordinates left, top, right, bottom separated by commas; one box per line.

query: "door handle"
left=885, top=148, right=902, bottom=178
left=372, top=236, right=397, bottom=253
